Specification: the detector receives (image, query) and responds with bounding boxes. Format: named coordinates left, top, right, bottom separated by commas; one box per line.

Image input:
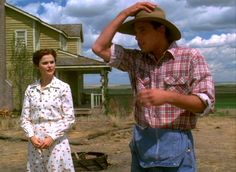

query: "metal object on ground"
left=72, top=152, right=109, bottom=171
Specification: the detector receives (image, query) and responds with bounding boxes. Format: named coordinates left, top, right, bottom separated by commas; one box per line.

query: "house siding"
left=5, top=7, right=35, bottom=109
left=6, top=7, right=34, bottom=60
left=5, top=7, right=68, bottom=109
left=39, top=25, right=60, bottom=49
left=4, top=4, right=110, bottom=113
left=5, top=7, right=34, bottom=77
left=67, top=38, right=78, bottom=54
left=0, top=0, right=13, bottom=109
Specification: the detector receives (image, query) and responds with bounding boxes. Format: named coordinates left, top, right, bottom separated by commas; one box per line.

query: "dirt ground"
left=0, top=112, right=236, bottom=172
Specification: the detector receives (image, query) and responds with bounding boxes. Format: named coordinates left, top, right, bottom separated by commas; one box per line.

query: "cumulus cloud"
left=187, top=33, right=236, bottom=48
left=39, top=2, right=64, bottom=23
left=6, top=0, right=236, bottom=83
left=185, top=0, right=236, bottom=7
left=18, top=2, right=41, bottom=17
left=65, top=0, right=116, bottom=17
left=183, top=34, right=236, bottom=82
left=187, top=6, right=236, bottom=32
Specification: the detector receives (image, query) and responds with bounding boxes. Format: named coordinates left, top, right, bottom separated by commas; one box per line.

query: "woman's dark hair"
left=32, top=49, right=57, bottom=66
left=150, top=21, right=171, bottom=43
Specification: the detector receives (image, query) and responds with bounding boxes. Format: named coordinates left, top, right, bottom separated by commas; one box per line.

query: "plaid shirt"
left=110, top=43, right=215, bottom=130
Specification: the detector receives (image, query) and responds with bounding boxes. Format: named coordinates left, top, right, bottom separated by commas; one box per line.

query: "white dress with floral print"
left=21, top=77, right=75, bottom=172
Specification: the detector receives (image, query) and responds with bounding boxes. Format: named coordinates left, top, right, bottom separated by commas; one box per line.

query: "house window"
left=60, top=35, right=67, bottom=51
left=15, top=30, right=27, bottom=48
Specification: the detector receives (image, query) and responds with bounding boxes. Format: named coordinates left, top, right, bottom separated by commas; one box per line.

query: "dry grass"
left=214, top=108, right=236, bottom=116
left=0, top=116, right=21, bottom=130
left=0, top=110, right=235, bottom=171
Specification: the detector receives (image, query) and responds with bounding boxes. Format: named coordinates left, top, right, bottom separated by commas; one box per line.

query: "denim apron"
left=130, top=124, right=195, bottom=168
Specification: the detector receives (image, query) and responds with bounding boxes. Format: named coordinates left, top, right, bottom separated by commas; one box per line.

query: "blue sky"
left=6, top=0, right=236, bottom=84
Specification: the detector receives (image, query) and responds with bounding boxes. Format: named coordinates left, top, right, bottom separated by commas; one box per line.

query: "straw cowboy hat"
left=118, top=6, right=181, bottom=42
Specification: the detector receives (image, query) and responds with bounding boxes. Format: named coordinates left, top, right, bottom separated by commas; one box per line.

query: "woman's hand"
left=30, top=136, right=43, bottom=148
left=39, top=136, right=54, bottom=149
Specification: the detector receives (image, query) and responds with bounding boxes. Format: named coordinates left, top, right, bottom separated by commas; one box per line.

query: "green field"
left=84, top=84, right=236, bottom=113
left=215, top=84, right=236, bottom=108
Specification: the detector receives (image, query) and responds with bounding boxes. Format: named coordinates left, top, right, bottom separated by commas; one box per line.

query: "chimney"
left=0, top=0, right=13, bottom=110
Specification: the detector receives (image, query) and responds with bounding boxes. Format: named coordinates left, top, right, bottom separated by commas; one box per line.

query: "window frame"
left=15, top=29, right=27, bottom=47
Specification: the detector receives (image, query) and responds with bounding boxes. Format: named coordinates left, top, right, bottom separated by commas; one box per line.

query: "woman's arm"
left=49, top=84, right=75, bottom=141
left=20, top=87, right=34, bottom=138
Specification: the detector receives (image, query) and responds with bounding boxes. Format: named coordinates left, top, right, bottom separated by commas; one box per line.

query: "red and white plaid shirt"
left=110, top=43, right=215, bottom=130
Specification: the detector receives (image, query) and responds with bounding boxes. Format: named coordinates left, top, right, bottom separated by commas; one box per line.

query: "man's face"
left=134, top=21, right=163, bottom=53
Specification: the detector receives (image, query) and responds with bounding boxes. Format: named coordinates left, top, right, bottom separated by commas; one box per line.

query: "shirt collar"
left=165, top=42, right=178, bottom=59
left=146, top=42, right=177, bottom=62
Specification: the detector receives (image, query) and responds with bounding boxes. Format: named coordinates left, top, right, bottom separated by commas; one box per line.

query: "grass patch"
left=215, top=84, right=236, bottom=109
left=213, top=109, right=236, bottom=116
left=0, top=117, right=21, bottom=130
left=85, top=84, right=236, bottom=115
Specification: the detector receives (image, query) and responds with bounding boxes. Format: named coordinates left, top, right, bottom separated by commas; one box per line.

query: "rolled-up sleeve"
left=194, top=93, right=214, bottom=116
left=191, top=50, right=215, bottom=116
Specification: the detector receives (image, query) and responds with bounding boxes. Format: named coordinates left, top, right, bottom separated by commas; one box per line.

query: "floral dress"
left=21, top=77, right=75, bottom=172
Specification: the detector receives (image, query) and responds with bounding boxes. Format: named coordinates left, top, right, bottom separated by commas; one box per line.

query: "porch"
left=55, top=50, right=111, bottom=115
left=74, top=93, right=103, bottom=115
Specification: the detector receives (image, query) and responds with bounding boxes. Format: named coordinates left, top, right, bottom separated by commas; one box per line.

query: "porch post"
left=100, top=69, right=109, bottom=115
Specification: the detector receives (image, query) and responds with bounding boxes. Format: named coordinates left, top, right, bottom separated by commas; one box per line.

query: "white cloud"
left=185, top=0, right=235, bottom=7
left=65, top=0, right=116, bottom=17
left=18, top=2, right=40, bottom=16
left=183, top=34, right=236, bottom=82
left=187, top=6, right=236, bottom=32
left=187, top=33, right=236, bottom=48
left=5, top=0, right=236, bottom=83
left=38, top=2, right=64, bottom=23
left=113, top=33, right=137, bottom=48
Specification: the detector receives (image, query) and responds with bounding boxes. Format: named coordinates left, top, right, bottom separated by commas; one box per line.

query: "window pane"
left=15, top=30, right=26, bottom=46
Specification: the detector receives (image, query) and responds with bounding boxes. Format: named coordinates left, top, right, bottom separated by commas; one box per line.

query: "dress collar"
left=29, top=76, right=59, bottom=90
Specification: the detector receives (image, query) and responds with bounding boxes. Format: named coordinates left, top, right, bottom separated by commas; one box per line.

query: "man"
left=92, top=2, right=215, bottom=172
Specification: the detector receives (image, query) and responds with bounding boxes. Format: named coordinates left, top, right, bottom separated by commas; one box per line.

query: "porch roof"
left=51, top=24, right=84, bottom=42
left=56, top=50, right=111, bottom=71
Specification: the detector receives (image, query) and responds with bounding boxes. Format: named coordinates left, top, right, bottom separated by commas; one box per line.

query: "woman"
left=21, top=49, right=75, bottom=172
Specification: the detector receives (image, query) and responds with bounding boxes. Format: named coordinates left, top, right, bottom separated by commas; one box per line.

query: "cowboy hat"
left=118, top=6, right=181, bottom=42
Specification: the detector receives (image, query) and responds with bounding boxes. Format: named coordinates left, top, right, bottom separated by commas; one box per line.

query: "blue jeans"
left=130, top=125, right=196, bottom=172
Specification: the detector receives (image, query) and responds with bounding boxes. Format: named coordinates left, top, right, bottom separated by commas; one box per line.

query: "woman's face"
left=38, top=54, right=55, bottom=78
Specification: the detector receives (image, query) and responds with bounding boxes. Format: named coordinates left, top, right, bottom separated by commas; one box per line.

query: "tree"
left=10, top=40, right=34, bottom=110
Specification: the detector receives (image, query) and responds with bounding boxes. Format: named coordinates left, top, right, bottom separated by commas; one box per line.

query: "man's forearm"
left=92, top=11, right=128, bottom=61
left=167, top=91, right=206, bottom=113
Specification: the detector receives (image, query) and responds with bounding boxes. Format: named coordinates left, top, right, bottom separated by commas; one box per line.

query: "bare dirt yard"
left=0, top=110, right=235, bottom=172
